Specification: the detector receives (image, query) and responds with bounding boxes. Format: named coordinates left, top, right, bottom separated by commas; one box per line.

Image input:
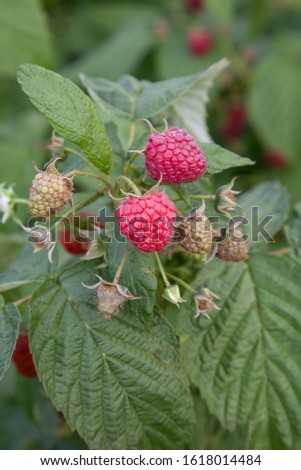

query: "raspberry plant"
left=0, top=58, right=301, bottom=451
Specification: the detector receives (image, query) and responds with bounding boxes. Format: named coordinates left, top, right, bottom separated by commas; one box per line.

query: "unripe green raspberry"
left=28, top=162, right=73, bottom=217
left=179, top=213, right=213, bottom=255
left=217, top=228, right=249, bottom=262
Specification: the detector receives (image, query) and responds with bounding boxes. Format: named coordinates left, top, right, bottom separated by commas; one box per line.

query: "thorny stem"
left=155, top=252, right=170, bottom=287
left=14, top=294, right=32, bottom=307
left=113, top=245, right=131, bottom=284
left=166, top=273, right=196, bottom=294
left=116, top=175, right=141, bottom=196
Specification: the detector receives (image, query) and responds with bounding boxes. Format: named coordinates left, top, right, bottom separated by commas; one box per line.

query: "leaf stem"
left=127, top=121, right=136, bottom=150
left=14, top=294, right=32, bottom=307
left=64, top=146, right=90, bottom=164
left=188, top=194, right=216, bottom=201
left=124, top=152, right=141, bottom=176
left=166, top=273, right=196, bottom=294
left=14, top=198, right=29, bottom=205
left=52, top=190, right=103, bottom=230
left=113, top=245, right=131, bottom=283
left=116, top=175, right=141, bottom=196
left=65, top=170, right=104, bottom=181
left=155, top=252, right=170, bottom=287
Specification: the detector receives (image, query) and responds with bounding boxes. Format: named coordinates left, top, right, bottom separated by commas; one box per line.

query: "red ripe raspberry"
left=12, top=335, right=37, bottom=378
left=265, top=149, right=288, bottom=169
left=185, top=0, right=204, bottom=11
left=221, top=105, right=247, bottom=140
left=60, top=230, right=91, bottom=255
left=116, top=192, right=176, bottom=252
left=186, top=29, right=213, bottom=56
left=145, top=127, right=207, bottom=184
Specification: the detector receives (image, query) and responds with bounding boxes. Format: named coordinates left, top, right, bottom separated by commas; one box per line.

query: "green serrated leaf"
left=284, top=202, right=301, bottom=261
left=201, top=142, right=254, bottom=175
left=0, top=243, right=54, bottom=293
left=81, top=75, right=135, bottom=120
left=29, top=260, right=194, bottom=449
left=0, top=297, right=20, bottom=379
left=0, top=0, right=53, bottom=78
left=17, top=64, right=111, bottom=174
left=107, top=241, right=157, bottom=315
left=136, top=59, right=229, bottom=141
left=178, top=254, right=301, bottom=449
left=239, top=182, right=289, bottom=242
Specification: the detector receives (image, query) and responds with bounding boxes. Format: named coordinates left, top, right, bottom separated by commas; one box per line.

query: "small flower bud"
left=162, top=285, right=186, bottom=307
left=82, top=275, right=142, bottom=320
left=21, top=223, right=56, bottom=263
left=215, top=177, right=241, bottom=215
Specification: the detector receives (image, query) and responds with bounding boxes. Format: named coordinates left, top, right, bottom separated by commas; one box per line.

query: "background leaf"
left=284, top=202, right=301, bottom=261
left=239, top=181, right=290, bottom=242
left=178, top=254, right=301, bottom=449
left=248, top=36, right=301, bottom=161
left=0, top=0, right=53, bottom=78
left=64, top=20, right=154, bottom=83
left=17, top=64, right=111, bottom=174
left=81, top=76, right=135, bottom=121
left=0, top=243, right=55, bottom=293
left=29, top=260, right=194, bottom=449
left=0, top=297, right=20, bottom=379
left=136, top=59, right=229, bottom=142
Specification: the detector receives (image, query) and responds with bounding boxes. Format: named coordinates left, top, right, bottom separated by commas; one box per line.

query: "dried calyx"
left=82, top=275, right=141, bottom=320
left=215, top=177, right=241, bottom=215
left=195, top=288, right=221, bottom=319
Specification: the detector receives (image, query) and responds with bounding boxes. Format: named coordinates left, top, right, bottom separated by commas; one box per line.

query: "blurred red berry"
left=186, top=29, right=213, bottom=56
left=221, top=105, right=247, bottom=140
left=265, top=149, right=289, bottom=169
left=60, top=230, right=91, bottom=255
left=12, top=335, right=37, bottom=378
left=185, top=0, right=204, bottom=11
